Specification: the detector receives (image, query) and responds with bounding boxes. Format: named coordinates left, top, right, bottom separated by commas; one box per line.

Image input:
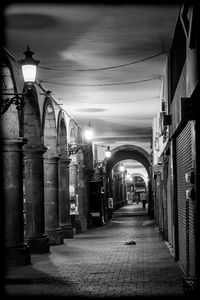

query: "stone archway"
left=1, top=53, right=31, bottom=264
left=43, top=98, right=63, bottom=245
left=106, top=145, right=153, bottom=217
left=106, top=145, right=150, bottom=177
left=23, top=84, right=49, bottom=253
left=57, top=111, right=73, bottom=238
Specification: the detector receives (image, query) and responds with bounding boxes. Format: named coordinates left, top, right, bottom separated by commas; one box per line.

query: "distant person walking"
left=135, top=192, right=140, bottom=204
left=140, top=192, right=147, bottom=209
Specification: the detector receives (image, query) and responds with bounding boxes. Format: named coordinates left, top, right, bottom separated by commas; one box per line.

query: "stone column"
left=84, top=168, right=95, bottom=228
left=58, top=157, right=73, bottom=238
left=77, top=164, right=88, bottom=232
left=112, top=171, right=120, bottom=209
left=44, top=156, right=63, bottom=245
left=2, top=139, right=31, bottom=266
left=103, top=173, right=109, bottom=224
left=24, top=144, right=49, bottom=253
left=69, top=163, right=81, bottom=234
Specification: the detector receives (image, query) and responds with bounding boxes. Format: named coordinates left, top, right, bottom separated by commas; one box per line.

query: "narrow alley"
left=5, top=203, right=185, bottom=298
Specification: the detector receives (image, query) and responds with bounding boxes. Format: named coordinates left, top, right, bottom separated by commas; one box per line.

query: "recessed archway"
left=106, top=145, right=153, bottom=216
left=106, top=145, right=150, bottom=177
left=57, top=111, right=67, bottom=157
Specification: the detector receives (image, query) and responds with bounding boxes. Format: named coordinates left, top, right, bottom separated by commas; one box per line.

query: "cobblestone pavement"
left=4, top=204, right=186, bottom=298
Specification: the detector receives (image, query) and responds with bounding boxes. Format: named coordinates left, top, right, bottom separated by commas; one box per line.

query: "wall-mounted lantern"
left=1, top=45, right=39, bottom=114
left=119, top=163, right=125, bottom=172
left=84, top=121, right=93, bottom=142
left=21, top=45, right=40, bottom=83
left=105, top=145, right=111, bottom=158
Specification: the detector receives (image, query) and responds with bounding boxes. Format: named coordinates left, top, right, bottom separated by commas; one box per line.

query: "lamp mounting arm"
left=68, top=144, right=86, bottom=156
left=0, top=94, right=25, bottom=114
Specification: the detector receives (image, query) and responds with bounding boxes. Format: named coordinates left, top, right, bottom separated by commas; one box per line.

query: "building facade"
left=152, top=3, right=200, bottom=292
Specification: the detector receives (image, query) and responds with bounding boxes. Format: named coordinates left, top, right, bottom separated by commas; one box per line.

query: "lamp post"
left=1, top=45, right=39, bottom=114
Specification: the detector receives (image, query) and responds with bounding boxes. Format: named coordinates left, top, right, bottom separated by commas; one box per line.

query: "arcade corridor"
left=5, top=203, right=185, bottom=297
left=1, top=1, right=200, bottom=297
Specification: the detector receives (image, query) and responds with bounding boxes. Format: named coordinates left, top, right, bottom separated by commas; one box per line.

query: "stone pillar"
left=2, top=139, right=31, bottom=266
left=44, top=156, right=63, bottom=245
left=69, top=163, right=81, bottom=234
left=24, top=144, right=49, bottom=253
left=58, top=157, right=73, bottom=238
left=84, top=168, right=94, bottom=228
left=103, top=173, right=109, bottom=224
left=78, top=164, right=88, bottom=232
left=112, top=171, right=120, bottom=209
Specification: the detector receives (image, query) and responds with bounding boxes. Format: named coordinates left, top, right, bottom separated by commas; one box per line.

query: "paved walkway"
left=4, top=203, right=186, bottom=298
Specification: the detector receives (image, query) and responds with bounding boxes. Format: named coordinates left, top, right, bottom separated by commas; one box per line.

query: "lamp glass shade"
left=119, top=165, right=125, bottom=172
left=22, top=64, right=37, bottom=83
left=105, top=146, right=111, bottom=158
left=105, top=150, right=111, bottom=158
left=84, top=122, right=93, bottom=141
left=84, top=128, right=93, bottom=141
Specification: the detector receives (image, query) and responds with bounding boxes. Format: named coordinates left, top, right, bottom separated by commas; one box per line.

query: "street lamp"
left=1, top=45, right=40, bottom=114
left=119, top=163, right=125, bottom=172
left=68, top=121, right=94, bottom=156
left=84, top=121, right=93, bottom=141
left=21, top=45, right=40, bottom=83
left=105, top=145, right=111, bottom=158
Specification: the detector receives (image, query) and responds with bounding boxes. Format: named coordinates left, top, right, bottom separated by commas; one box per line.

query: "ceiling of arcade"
left=3, top=1, right=180, bottom=174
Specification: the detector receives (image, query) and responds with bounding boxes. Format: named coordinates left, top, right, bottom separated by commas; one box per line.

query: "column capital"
left=1, top=138, right=27, bottom=151
left=23, top=143, right=47, bottom=154
left=43, top=155, right=59, bottom=163
left=58, top=157, right=72, bottom=165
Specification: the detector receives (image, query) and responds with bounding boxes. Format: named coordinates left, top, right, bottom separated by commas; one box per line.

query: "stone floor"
left=4, top=203, right=187, bottom=298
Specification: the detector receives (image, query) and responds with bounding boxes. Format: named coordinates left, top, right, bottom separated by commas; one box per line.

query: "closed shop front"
left=167, top=152, right=173, bottom=246
left=176, top=121, right=195, bottom=279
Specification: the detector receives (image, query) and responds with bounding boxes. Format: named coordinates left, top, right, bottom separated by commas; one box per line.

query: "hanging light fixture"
left=84, top=121, right=93, bottom=141
left=21, top=45, right=40, bottom=83
left=119, top=163, right=125, bottom=172
left=105, top=145, right=111, bottom=158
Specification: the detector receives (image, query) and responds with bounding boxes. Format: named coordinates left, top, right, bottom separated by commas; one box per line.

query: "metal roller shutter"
left=167, top=155, right=173, bottom=245
left=176, top=121, right=194, bottom=276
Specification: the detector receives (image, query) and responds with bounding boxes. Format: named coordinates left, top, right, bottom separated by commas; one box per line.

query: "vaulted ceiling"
left=3, top=1, right=180, bottom=170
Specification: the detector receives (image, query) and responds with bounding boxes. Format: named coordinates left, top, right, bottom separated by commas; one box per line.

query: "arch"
left=68, top=119, right=77, bottom=144
left=106, top=145, right=150, bottom=177
left=22, top=84, right=42, bottom=144
left=106, top=144, right=153, bottom=216
left=42, top=97, right=57, bottom=155
left=1, top=52, right=21, bottom=139
left=57, top=111, right=67, bottom=157
left=132, top=172, right=148, bottom=182
left=77, top=126, right=82, bottom=144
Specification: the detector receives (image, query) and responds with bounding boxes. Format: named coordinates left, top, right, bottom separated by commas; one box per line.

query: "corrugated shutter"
left=167, top=155, right=173, bottom=245
left=176, top=121, right=194, bottom=276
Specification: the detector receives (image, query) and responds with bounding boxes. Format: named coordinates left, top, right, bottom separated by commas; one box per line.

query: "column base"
left=6, top=243, right=31, bottom=266
left=61, top=224, right=73, bottom=239
left=25, top=234, right=50, bottom=254
left=46, top=228, right=63, bottom=245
